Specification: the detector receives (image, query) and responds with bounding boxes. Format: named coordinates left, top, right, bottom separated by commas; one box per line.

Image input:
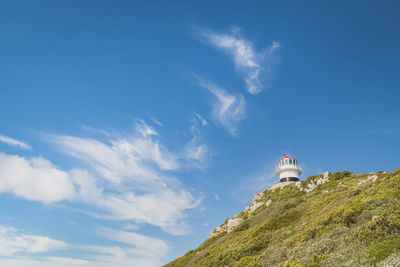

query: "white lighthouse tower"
left=276, top=154, right=302, bottom=182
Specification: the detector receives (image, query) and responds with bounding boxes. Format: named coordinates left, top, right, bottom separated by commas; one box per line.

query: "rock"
left=305, top=182, right=317, bottom=193
left=210, top=224, right=228, bottom=237
left=210, top=218, right=244, bottom=237
left=295, top=181, right=304, bottom=191
left=269, top=181, right=295, bottom=191
left=252, top=192, right=264, bottom=202
left=358, top=174, right=378, bottom=185
left=303, top=171, right=330, bottom=193
left=210, top=226, right=223, bottom=237
left=248, top=201, right=264, bottom=213
left=226, top=218, right=243, bottom=233
left=316, top=172, right=330, bottom=185
left=368, top=175, right=378, bottom=182
left=247, top=199, right=273, bottom=214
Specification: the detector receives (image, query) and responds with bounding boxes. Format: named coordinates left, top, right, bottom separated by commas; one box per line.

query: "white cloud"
left=0, top=257, right=162, bottom=267
left=96, top=227, right=168, bottom=258
left=0, top=225, right=67, bottom=256
left=52, top=134, right=179, bottom=185
left=91, top=189, right=200, bottom=235
left=81, top=125, right=111, bottom=137
left=0, top=225, right=166, bottom=267
left=199, top=27, right=280, bottom=95
left=135, top=120, right=158, bottom=138
left=70, top=169, right=103, bottom=200
left=0, top=153, right=76, bottom=204
left=47, top=120, right=202, bottom=234
left=0, top=135, right=31, bottom=150
left=0, top=120, right=204, bottom=235
left=185, top=143, right=208, bottom=162
left=150, top=117, right=163, bottom=127
left=184, top=116, right=209, bottom=164
left=198, top=80, right=246, bottom=136
left=194, top=112, right=208, bottom=126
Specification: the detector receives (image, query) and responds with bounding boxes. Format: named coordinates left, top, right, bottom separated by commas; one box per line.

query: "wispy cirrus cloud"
left=0, top=225, right=66, bottom=256
left=0, top=135, right=31, bottom=150
left=194, top=112, right=208, bottom=127
left=96, top=227, right=168, bottom=259
left=198, top=79, right=246, bottom=136
left=0, top=119, right=210, bottom=265
left=0, top=225, right=167, bottom=267
left=197, top=26, right=280, bottom=95
left=183, top=114, right=210, bottom=166
left=0, top=119, right=206, bottom=235
left=48, top=121, right=202, bottom=234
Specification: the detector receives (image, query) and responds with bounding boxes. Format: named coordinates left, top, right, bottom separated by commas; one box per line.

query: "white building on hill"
left=276, top=154, right=302, bottom=182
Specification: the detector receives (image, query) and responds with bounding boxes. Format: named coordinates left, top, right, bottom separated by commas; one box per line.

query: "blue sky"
left=1, top=1, right=400, bottom=266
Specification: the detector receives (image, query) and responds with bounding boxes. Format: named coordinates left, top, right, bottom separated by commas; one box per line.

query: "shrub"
left=279, top=258, right=305, bottom=267
left=330, top=171, right=352, bottom=181
left=366, top=238, right=400, bottom=265
left=234, top=220, right=250, bottom=232
left=356, top=202, right=400, bottom=243
left=308, top=254, right=328, bottom=266
left=236, top=255, right=262, bottom=266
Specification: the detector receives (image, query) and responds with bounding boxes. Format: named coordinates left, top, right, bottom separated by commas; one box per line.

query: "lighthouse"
left=276, top=154, right=302, bottom=182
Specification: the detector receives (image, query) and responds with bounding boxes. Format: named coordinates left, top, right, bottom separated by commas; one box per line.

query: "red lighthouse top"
left=279, top=154, right=296, bottom=162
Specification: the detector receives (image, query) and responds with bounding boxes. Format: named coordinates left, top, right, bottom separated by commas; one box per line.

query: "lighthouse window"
left=289, top=159, right=293, bottom=165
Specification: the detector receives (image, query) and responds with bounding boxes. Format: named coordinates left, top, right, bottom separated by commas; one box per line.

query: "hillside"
left=166, top=169, right=400, bottom=266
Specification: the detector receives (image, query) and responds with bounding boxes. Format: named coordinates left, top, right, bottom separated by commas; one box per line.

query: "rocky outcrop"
left=269, top=181, right=295, bottom=191
left=245, top=199, right=272, bottom=213
left=358, top=174, right=378, bottom=185
left=244, top=191, right=272, bottom=214
left=303, top=171, right=330, bottom=193
left=210, top=218, right=244, bottom=237
left=226, top=218, right=243, bottom=233
left=210, top=171, right=333, bottom=238
left=210, top=190, right=274, bottom=237
left=210, top=225, right=226, bottom=237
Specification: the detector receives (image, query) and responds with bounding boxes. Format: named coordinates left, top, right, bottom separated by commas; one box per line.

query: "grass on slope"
left=166, top=169, right=400, bottom=267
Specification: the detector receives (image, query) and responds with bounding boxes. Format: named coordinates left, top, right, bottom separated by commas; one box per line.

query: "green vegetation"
left=166, top=170, right=400, bottom=267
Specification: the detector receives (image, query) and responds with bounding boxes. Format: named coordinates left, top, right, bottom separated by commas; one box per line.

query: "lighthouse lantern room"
left=276, top=154, right=302, bottom=182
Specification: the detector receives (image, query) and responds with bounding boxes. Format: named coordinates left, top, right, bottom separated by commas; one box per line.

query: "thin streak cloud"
left=0, top=135, right=31, bottom=150
left=198, top=26, right=280, bottom=95
left=198, top=79, right=246, bottom=136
